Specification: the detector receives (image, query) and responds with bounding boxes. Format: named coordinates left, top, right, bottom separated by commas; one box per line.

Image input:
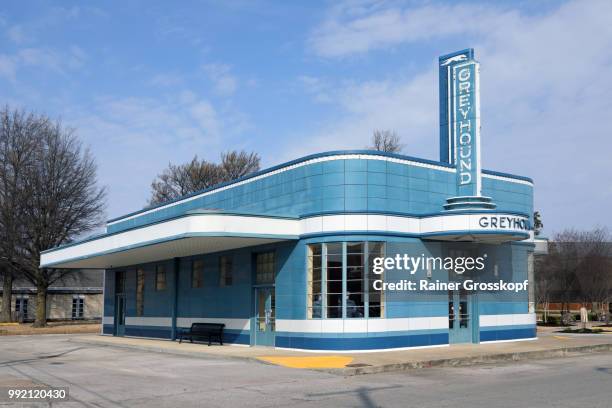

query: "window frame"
left=15, top=297, right=29, bottom=320
left=307, top=241, right=385, bottom=320
left=192, top=259, right=204, bottom=289
left=155, top=264, right=167, bottom=291
left=255, top=251, right=275, bottom=285
left=219, top=255, right=233, bottom=287
left=136, top=268, right=145, bottom=316
left=72, top=296, right=84, bottom=319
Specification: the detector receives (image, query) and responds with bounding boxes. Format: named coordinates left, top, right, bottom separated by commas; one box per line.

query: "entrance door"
left=114, top=294, right=126, bottom=336
left=254, top=287, right=275, bottom=346
left=114, top=271, right=126, bottom=336
left=448, top=288, right=472, bottom=343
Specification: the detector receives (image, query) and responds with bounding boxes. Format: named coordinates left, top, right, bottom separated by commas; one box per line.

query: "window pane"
left=326, top=243, right=342, bottom=255
left=136, top=268, right=145, bottom=316
left=327, top=280, right=342, bottom=294
left=307, top=244, right=323, bottom=318
left=327, top=253, right=342, bottom=268
left=347, top=266, right=363, bottom=280
left=369, top=306, right=381, bottom=318
left=256, top=252, right=275, bottom=284
left=347, top=242, right=364, bottom=254
left=220, top=256, right=232, bottom=286
left=310, top=244, right=322, bottom=257
left=312, top=267, right=322, bottom=282
left=347, top=253, right=364, bottom=267
left=367, top=242, right=385, bottom=318
left=347, top=279, right=364, bottom=293
left=311, top=255, right=322, bottom=269
left=326, top=307, right=342, bottom=318
left=327, top=267, right=342, bottom=281
left=192, top=260, right=203, bottom=288
left=368, top=242, right=385, bottom=257
left=156, top=266, right=166, bottom=290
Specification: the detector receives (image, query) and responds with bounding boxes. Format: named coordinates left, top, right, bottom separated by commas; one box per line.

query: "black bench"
left=178, top=323, right=225, bottom=346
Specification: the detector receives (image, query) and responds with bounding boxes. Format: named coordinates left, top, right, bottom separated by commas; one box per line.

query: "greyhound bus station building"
left=41, top=49, right=544, bottom=351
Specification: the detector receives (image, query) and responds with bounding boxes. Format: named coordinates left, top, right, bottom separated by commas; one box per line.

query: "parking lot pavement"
left=70, top=327, right=612, bottom=375
left=1, top=334, right=612, bottom=407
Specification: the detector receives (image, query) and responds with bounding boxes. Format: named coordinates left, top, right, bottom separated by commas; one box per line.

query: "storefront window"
left=346, top=242, right=365, bottom=318
left=326, top=243, right=343, bottom=318
left=368, top=242, right=385, bottom=318
left=307, top=245, right=322, bottom=318
left=307, top=241, right=385, bottom=319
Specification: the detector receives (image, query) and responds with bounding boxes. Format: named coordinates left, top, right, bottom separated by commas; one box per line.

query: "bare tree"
left=0, top=108, right=41, bottom=322
left=549, top=230, right=584, bottom=319
left=220, top=151, right=260, bottom=181
left=149, top=150, right=260, bottom=206
left=149, top=156, right=223, bottom=205
left=369, top=130, right=403, bottom=153
left=0, top=107, right=106, bottom=327
left=534, top=255, right=555, bottom=324
left=576, top=228, right=612, bottom=324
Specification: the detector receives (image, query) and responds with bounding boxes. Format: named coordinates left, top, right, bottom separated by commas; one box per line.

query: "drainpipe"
left=171, top=257, right=180, bottom=340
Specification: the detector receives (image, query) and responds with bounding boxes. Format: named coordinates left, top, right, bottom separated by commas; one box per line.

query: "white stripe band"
left=479, top=313, right=536, bottom=327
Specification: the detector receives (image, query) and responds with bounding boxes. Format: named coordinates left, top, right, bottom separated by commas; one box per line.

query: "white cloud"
left=202, top=63, right=238, bottom=96
left=309, top=1, right=511, bottom=58
left=189, top=100, right=221, bottom=138
left=284, top=71, right=436, bottom=160
left=298, top=0, right=612, bottom=233
left=149, top=73, right=184, bottom=87
left=0, top=54, right=17, bottom=82
left=0, top=46, right=87, bottom=81
left=65, top=92, right=251, bottom=216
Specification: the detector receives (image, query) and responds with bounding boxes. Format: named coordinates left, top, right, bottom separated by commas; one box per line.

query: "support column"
left=171, top=257, right=180, bottom=340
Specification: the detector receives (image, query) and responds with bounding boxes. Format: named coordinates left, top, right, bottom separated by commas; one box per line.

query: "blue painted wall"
left=103, top=235, right=533, bottom=348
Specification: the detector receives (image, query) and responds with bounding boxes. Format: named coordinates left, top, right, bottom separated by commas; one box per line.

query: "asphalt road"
left=0, top=335, right=611, bottom=407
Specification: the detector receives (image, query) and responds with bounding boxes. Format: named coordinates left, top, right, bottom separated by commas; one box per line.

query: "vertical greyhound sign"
left=439, top=49, right=482, bottom=197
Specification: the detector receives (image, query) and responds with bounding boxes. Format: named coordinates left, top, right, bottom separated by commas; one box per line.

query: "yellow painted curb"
left=257, top=355, right=354, bottom=369
left=553, top=335, right=571, bottom=340
left=0, top=323, right=19, bottom=326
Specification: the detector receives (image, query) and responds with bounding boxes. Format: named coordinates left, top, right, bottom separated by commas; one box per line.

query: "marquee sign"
left=439, top=48, right=483, bottom=198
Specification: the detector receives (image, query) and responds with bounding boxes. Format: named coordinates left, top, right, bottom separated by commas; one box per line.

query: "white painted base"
left=479, top=337, right=538, bottom=344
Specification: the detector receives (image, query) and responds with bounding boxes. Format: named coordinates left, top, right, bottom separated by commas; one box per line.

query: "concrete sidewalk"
left=70, top=326, right=612, bottom=376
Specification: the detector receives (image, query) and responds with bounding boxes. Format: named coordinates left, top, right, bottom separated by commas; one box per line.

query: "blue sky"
left=1, top=0, right=611, bottom=235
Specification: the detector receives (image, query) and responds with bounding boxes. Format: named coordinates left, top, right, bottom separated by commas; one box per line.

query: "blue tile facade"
left=100, top=151, right=536, bottom=351
left=107, top=152, right=533, bottom=234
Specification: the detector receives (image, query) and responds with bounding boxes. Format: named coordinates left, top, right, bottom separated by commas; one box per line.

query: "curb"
left=69, top=337, right=612, bottom=376
left=322, top=343, right=612, bottom=376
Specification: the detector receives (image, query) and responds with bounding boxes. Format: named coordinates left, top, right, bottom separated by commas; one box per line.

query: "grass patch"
left=559, top=328, right=604, bottom=334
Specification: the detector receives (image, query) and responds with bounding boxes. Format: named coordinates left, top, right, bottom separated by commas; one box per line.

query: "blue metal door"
left=255, top=288, right=275, bottom=346
left=448, top=288, right=472, bottom=344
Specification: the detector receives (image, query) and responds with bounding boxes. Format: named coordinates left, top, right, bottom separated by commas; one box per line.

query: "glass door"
left=448, top=288, right=472, bottom=343
left=114, top=294, right=126, bottom=336
left=254, top=287, right=275, bottom=346
left=114, top=271, right=126, bottom=336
